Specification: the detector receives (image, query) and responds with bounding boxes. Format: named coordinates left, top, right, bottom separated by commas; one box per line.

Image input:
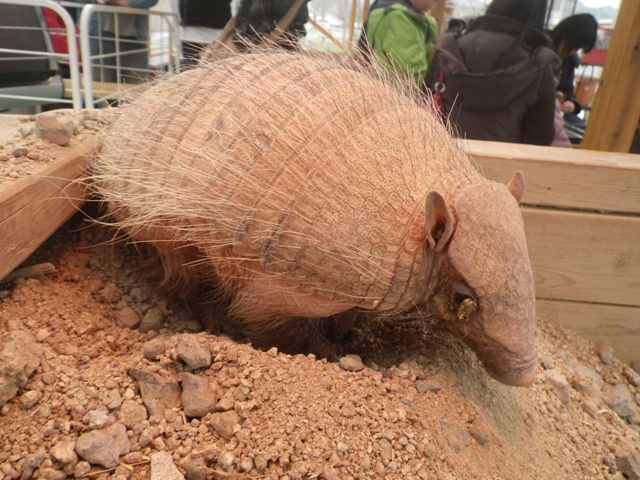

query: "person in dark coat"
left=178, top=0, right=232, bottom=65
left=234, top=0, right=310, bottom=50
left=549, top=14, right=598, bottom=117
left=426, top=0, right=557, bottom=145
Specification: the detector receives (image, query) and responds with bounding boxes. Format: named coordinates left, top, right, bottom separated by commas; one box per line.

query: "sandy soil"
left=0, top=111, right=639, bottom=480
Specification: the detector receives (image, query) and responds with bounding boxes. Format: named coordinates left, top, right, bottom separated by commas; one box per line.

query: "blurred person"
left=426, top=0, right=557, bottom=145
left=72, top=0, right=158, bottom=84
left=234, top=0, right=310, bottom=51
left=178, top=0, right=232, bottom=66
left=549, top=13, right=598, bottom=117
left=446, top=17, right=465, bottom=34
left=360, top=0, right=439, bottom=90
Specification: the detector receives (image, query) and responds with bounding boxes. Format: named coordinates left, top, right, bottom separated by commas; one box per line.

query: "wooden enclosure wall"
left=466, top=140, right=640, bottom=363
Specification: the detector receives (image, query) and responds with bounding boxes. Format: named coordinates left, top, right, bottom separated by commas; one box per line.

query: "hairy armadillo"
left=91, top=51, right=536, bottom=386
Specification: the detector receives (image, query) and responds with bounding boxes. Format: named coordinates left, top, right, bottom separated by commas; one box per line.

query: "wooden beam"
left=465, top=139, right=640, bottom=214
left=0, top=142, right=92, bottom=281
left=581, top=0, right=640, bottom=152
left=536, top=299, right=640, bottom=363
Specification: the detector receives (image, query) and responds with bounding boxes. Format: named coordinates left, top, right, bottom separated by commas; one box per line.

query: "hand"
left=559, top=101, right=575, bottom=114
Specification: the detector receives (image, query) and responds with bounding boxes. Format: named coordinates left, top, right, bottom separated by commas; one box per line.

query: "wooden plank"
left=582, top=0, right=640, bottom=152
left=63, top=78, right=148, bottom=100
left=464, top=139, right=640, bottom=214
left=536, top=299, right=640, bottom=364
left=523, top=207, right=640, bottom=307
left=0, top=142, right=92, bottom=280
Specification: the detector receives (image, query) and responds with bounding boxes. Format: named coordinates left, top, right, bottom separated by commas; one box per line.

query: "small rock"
left=150, top=452, right=185, bottom=480
left=82, top=409, right=115, bottom=429
left=21, top=448, right=46, bottom=479
left=631, top=361, right=640, bottom=375
left=129, top=369, right=181, bottom=417
left=0, top=330, right=43, bottom=407
left=139, top=308, right=164, bottom=333
left=217, top=451, right=236, bottom=472
left=416, top=379, right=441, bottom=394
left=603, top=384, right=637, bottom=418
left=598, top=344, right=614, bottom=365
left=118, top=307, right=141, bottom=329
left=19, top=390, right=43, bottom=409
left=339, top=354, right=364, bottom=372
left=616, top=449, right=640, bottom=480
left=181, top=373, right=217, bottom=418
left=266, top=347, right=278, bottom=357
left=544, top=369, right=571, bottom=405
left=177, top=335, right=212, bottom=370
left=99, top=282, right=122, bottom=303
left=50, top=440, right=78, bottom=465
left=469, top=423, right=491, bottom=446
left=73, top=461, right=92, bottom=478
left=11, top=147, right=28, bottom=157
left=571, top=363, right=604, bottom=400
left=208, top=411, right=242, bottom=440
left=75, top=423, right=131, bottom=468
left=117, top=399, right=148, bottom=428
left=624, top=367, right=640, bottom=387
left=143, top=337, right=169, bottom=360
left=539, top=353, right=555, bottom=370
left=35, top=113, right=75, bottom=146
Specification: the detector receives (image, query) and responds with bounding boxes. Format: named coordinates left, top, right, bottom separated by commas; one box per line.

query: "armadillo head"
left=425, top=171, right=536, bottom=386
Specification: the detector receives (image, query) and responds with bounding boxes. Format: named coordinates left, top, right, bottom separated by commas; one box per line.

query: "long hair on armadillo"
left=90, top=49, right=483, bottom=327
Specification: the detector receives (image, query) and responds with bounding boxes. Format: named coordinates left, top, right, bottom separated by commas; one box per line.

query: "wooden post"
left=347, top=0, right=358, bottom=47
left=429, top=0, right=446, bottom=34
left=581, top=0, right=640, bottom=152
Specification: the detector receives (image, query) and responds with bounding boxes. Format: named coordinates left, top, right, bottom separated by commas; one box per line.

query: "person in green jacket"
left=363, top=0, right=438, bottom=89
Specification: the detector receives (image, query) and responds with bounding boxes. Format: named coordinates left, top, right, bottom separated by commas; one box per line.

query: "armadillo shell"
left=93, top=51, right=478, bottom=311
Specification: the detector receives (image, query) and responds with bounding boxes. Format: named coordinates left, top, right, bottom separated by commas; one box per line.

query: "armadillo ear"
left=507, top=171, right=525, bottom=204
left=425, top=191, right=453, bottom=253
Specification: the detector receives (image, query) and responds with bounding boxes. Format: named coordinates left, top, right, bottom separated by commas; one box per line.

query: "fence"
left=0, top=0, right=180, bottom=110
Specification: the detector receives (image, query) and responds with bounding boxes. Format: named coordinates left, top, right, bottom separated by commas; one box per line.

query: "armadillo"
left=91, top=51, right=536, bottom=386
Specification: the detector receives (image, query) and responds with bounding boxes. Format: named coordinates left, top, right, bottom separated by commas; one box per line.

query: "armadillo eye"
left=451, top=283, right=478, bottom=321
left=456, top=297, right=478, bottom=320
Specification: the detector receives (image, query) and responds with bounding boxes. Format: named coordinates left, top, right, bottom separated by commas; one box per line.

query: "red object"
left=43, top=8, right=82, bottom=66
left=581, top=23, right=613, bottom=66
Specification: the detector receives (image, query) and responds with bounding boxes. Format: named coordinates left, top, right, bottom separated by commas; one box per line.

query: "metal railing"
left=0, top=0, right=180, bottom=110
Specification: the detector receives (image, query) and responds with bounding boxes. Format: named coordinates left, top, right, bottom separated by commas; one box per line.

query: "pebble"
left=49, top=440, right=78, bottom=465
left=129, top=369, right=181, bottom=417
left=19, top=390, right=43, bottom=409
left=0, top=330, right=43, bottom=407
left=75, top=422, right=131, bottom=468
left=177, top=335, right=212, bottom=370
left=11, top=147, right=28, bottom=157
left=35, top=113, right=75, bottom=146
left=598, top=345, right=615, bottom=365
left=150, top=451, right=185, bottom=480
left=180, top=373, right=217, bottom=418
left=208, top=411, right=242, bottom=440
left=143, top=337, right=170, bottom=360
left=118, top=306, right=141, bottom=329
left=544, top=369, right=571, bottom=405
left=140, top=307, right=164, bottom=333
left=82, top=410, right=115, bottom=429
left=416, top=379, right=441, bottom=394
left=117, top=399, right=148, bottom=429
left=603, top=384, right=637, bottom=419
left=339, top=354, right=364, bottom=372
